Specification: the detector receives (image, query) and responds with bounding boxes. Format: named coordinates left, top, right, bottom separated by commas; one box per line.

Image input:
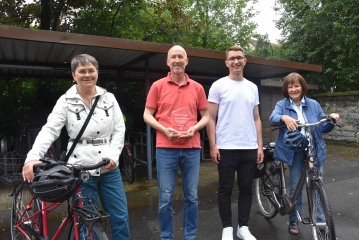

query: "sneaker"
left=237, top=226, right=256, bottom=240
left=222, top=227, right=233, bottom=240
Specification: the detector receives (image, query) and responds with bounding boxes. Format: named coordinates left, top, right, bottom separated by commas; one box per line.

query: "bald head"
left=167, top=45, right=187, bottom=59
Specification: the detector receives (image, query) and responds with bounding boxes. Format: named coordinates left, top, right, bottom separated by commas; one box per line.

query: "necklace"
left=77, top=89, right=91, bottom=102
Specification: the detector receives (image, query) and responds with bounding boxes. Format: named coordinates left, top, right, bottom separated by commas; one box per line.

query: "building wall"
left=312, top=92, right=359, bottom=147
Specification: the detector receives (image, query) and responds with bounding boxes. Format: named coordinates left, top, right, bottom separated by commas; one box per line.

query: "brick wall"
left=313, top=91, right=359, bottom=147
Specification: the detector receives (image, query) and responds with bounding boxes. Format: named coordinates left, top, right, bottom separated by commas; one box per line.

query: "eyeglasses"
left=76, top=69, right=97, bottom=75
left=227, top=56, right=244, bottom=62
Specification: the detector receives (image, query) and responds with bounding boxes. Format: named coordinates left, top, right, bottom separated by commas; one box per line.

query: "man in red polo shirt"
left=143, top=45, right=209, bottom=240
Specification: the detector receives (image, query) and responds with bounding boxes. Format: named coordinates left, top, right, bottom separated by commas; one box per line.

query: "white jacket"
left=25, top=85, right=125, bottom=176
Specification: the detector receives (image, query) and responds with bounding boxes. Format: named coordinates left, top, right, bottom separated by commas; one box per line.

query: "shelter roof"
left=0, top=26, right=321, bottom=86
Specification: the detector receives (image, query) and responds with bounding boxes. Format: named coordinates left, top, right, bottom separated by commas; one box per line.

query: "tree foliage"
left=183, top=0, right=258, bottom=50
left=0, top=0, right=93, bottom=30
left=274, top=0, right=359, bottom=92
left=1, top=0, right=259, bottom=50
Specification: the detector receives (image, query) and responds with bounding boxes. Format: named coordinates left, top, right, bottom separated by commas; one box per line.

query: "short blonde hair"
left=225, top=46, right=245, bottom=59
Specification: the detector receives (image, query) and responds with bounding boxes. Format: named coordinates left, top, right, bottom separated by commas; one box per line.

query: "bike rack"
left=0, top=137, right=25, bottom=184
left=199, top=128, right=211, bottom=161
left=126, top=129, right=156, bottom=181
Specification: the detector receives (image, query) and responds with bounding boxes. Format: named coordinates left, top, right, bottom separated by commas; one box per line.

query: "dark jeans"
left=218, top=149, right=257, bottom=228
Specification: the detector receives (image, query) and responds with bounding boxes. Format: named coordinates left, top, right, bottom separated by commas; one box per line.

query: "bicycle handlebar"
left=271, top=115, right=341, bottom=131
left=80, top=158, right=110, bottom=171
left=34, top=158, right=111, bottom=172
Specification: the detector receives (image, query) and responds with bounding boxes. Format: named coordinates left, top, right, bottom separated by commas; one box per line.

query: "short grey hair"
left=167, top=45, right=187, bottom=59
left=71, top=54, right=99, bottom=73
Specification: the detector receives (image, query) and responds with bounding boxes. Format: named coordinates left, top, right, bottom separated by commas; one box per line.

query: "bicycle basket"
left=0, top=153, right=25, bottom=184
left=31, top=165, right=81, bottom=203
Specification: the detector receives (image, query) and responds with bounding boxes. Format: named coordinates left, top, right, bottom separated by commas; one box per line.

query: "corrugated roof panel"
left=36, top=42, right=54, bottom=62
left=0, top=38, right=13, bottom=60
left=47, top=43, right=66, bottom=63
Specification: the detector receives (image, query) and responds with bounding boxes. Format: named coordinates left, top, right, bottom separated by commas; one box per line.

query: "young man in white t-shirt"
left=207, top=46, right=264, bottom=240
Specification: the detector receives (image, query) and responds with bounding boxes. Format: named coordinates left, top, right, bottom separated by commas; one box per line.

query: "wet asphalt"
left=1, top=145, right=358, bottom=240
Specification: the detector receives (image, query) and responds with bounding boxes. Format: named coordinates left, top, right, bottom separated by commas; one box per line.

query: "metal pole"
left=145, top=57, right=153, bottom=181
left=116, top=70, right=124, bottom=109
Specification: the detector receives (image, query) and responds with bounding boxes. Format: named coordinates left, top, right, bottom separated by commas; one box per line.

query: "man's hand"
left=22, top=160, right=42, bottom=182
left=210, top=146, right=221, bottom=164
left=103, top=158, right=116, bottom=171
left=257, top=148, right=264, bottom=164
left=163, top=128, right=180, bottom=141
left=178, top=126, right=197, bottom=139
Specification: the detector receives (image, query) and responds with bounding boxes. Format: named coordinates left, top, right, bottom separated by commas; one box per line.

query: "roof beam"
left=119, top=52, right=158, bottom=69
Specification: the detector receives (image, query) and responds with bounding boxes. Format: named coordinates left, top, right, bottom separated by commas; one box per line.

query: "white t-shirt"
left=208, top=77, right=259, bottom=149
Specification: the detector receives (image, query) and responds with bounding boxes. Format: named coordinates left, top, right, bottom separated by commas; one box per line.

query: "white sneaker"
left=236, top=226, right=256, bottom=240
left=222, top=227, right=234, bottom=240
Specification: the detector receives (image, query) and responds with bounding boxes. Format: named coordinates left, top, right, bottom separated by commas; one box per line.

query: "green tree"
left=274, top=0, right=359, bottom=92
left=0, top=0, right=92, bottom=31
left=183, top=0, right=259, bottom=50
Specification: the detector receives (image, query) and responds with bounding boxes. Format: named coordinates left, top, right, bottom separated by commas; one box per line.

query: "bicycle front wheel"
left=255, top=166, right=278, bottom=219
left=123, top=153, right=135, bottom=184
left=310, top=181, right=336, bottom=240
left=11, top=182, right=42, bottom=240
left=69, top=221, right=109, bottom=240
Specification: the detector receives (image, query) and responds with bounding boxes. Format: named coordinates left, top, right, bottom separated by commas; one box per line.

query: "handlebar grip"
left=33, top=163, right=47, bottom=173
left=82, top=158, right=111, bottom=171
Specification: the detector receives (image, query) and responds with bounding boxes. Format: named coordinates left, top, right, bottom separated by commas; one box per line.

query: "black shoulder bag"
left=60, top=96, right=100, bottom=162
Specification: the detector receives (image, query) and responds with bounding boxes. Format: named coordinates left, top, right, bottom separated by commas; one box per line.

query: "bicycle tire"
left=11, top=182, right=42, bottom=240
left=123, top=152, right=135, bottom=184
left=68, top=221, right=109, bottom=240
left=255, top=162, right=279, bottom=219
left=310, top=181, right=336, bottom=240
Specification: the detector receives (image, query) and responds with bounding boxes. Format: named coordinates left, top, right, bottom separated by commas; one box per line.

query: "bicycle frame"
left=266, top=118, right=329, bottom=218
left=16, top=187, right=86, bottom=240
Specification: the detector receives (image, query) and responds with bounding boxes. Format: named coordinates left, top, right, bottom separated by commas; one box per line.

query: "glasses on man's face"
left=227, top=56, right=244, bottom=62
left=77, top=69, right=97, bottom=75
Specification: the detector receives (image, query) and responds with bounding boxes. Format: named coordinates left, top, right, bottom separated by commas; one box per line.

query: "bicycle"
left=121, top=141, right=135, bottom=183
left=255, top=116, right=340, bottom=240
left=11, top=158, right=110, bottom=240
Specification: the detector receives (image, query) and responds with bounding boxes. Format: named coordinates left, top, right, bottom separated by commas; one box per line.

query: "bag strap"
left=64, top=95, right=100, bottom=162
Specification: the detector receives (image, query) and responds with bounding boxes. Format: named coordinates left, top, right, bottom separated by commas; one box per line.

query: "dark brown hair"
left=225, top=46, right=245, bottom=59
left=282, top=72, right=308, bottom=99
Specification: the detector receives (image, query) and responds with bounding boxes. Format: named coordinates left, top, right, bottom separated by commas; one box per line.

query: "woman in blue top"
left=269, top=73, right=340, bottom=236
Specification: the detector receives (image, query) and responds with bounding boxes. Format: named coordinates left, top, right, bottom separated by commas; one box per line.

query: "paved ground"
left=0, top=145, right=358, bottom=239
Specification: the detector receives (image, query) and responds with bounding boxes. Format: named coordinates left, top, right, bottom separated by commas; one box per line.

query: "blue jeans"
left=289, top=151, right=323, bottom=222
left=81, top=168, right=130, bottom=239
left=156, top=148, right=200, bottom=240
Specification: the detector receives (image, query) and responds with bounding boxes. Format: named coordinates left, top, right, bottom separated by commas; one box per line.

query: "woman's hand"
left=103, top=158, right=116, bottom=171
left=281, top=115, right=300, bottom=131
left=22, top=160, right=42, bottom=182
left=330, top=113, right=340, bottom=123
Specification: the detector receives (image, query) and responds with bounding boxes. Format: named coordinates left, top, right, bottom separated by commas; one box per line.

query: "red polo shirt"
left=145, top=73, right=208, bottom=148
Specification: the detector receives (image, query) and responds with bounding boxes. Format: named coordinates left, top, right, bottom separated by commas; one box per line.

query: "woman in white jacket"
left=22, top=54, right=130, bottom=239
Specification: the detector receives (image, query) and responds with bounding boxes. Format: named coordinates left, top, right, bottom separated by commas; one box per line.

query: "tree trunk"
left=41, top=0, right=52, bottom=30
left=52, top=0, right=66, bottom=31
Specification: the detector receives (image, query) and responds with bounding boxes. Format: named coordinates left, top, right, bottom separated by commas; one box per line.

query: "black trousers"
left=218, top=149, right=257, bottom=228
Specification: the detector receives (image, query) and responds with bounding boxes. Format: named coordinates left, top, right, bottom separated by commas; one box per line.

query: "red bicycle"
left=11, top=159, right=110, bottom=240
